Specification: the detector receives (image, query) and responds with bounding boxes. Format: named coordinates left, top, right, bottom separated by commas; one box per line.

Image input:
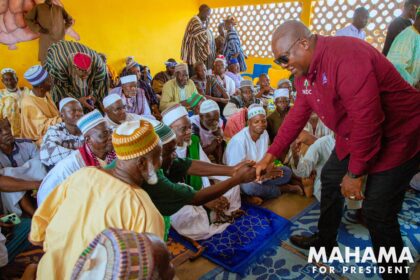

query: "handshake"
left=230, top=160, right=257, bottom=184
left=230, top=160, right=285, bottom=184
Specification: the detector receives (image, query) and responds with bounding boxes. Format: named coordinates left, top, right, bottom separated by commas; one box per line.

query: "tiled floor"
left=175, top=193, right=420, bottom=280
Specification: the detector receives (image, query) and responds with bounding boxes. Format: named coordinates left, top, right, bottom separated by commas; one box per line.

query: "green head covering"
left=186, top=92, right=205, bottom=109
left=140, top=118, right=176, bottom=145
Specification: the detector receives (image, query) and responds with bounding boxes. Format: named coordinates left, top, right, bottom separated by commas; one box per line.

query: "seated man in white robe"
left=103, top=94, right=145, bottom=130
left=224, top=104, right=302, bottom=205
left=292, top=133, right=336, bottom=201
left=37, top=110, right=116, bottom=205
left=0, top=118, right=42, bottom=216
left=161, top=104, right=242, bottom=240
left=190, top=100, right=225, bottom=164
left=40, top=98, right=84, bottom=170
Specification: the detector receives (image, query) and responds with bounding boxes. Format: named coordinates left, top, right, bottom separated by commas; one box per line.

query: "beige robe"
left=0, top=87, right=30, bottom=137
left=160, top=79, right=197, bottom=111
left=24, top=3, right=73, bottom=63
left=30, top=167, right=164, bottom=280
left=21, top=91, right=61, bottom=146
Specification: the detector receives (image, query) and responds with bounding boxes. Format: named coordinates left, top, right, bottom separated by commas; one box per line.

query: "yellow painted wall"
left=0, top=0, right=199, bottom=87
left=1, top=0, right=308, bottom=88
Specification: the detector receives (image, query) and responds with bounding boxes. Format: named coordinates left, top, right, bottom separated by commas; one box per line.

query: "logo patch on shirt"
left=302, top=79, right=312, bottom=95
left=322, top=73, right=328, bottom=85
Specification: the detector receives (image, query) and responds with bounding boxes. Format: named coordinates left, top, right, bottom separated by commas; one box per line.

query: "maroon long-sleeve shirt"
left=268, top=35, right=420, bottom=175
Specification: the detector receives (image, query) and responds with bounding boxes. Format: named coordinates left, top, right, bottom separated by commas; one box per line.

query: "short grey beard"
left=177, top=139, right=192, bottom=148
left=144, top=163, right=158, bottom=185
left=202, top=122, right=218, bottom=132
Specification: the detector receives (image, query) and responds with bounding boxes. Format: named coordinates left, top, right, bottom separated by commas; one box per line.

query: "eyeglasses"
left=172, top=124, right=191, bottom=134
left=273, top=38, right=301, bottom=66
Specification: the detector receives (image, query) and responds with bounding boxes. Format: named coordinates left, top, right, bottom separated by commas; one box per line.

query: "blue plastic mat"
left=169, top=204, right=292, bottom=276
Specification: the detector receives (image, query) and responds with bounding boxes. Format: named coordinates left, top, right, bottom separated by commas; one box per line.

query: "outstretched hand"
left=261, top=167, right=284, bottom=181
left=234, top=163, right=256, bottom=183
left=254, top=154, right=275, bottom=181
left=232, top=160, right=255, bottom=177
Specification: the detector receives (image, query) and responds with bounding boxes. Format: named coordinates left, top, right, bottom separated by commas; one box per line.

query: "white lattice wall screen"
left=208, top=2, right=303, bottom=57
left=209, top=0, right=404, bottom=57
left=311, top=0, right=404, bottom=49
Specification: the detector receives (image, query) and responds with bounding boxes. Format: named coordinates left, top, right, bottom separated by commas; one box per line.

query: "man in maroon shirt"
left=255, top=20, right=420, bottom=280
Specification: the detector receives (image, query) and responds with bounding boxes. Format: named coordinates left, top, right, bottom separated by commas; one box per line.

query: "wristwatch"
left=347, top=171, right=363, bottom=179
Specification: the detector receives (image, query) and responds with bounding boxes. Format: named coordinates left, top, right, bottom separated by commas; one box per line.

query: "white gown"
left=170, top=144, right=241, bottom=240
left=0, top=159, right=47, bottom=216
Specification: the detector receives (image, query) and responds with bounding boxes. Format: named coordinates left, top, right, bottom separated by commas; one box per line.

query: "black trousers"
left=318, top=150, right=419, bottom=280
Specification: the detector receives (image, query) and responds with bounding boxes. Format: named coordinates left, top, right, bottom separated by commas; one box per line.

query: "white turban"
left=162, top=104, right=188, bottom=126
left=103, top=94, right=123, bottom=109
left=273, top=88, right=289, bottom=100
left=120, top=75, right=137, bottom=85
left=1, top=68, right=16, bottom=75
left=247, top=104, right=266, bottom=120
left=277, top=79, right=292, bottom=88
left=175, top=63, right=188, bottom=74
left=199, top=100, right=220, bottom=114
left=59, top=97, right=79, bottom=112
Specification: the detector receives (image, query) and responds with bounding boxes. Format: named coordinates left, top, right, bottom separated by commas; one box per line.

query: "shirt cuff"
left=348, top=158, right=369, bottom=177
left=267, top=145, right=283, bottom=159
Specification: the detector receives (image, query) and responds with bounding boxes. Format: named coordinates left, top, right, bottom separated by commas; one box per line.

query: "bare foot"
left=280, top=184, right=304, bottom=196
left=246, top=196, right=263, bottom=205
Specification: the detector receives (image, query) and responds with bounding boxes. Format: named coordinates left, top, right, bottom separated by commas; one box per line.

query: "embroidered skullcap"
left=214, top=55, right=226, bottom=66
left=126, top=60, right=139, bottom=71
left=70, top=228, right=156, bottom=280
left=76, top=109, right=106, bottom=135
left=200, top=100, right=220, bottom=114
left=273, top=88, right=289, bottom=100
left=143, top=118, right=176, bottom=145
left=174, top=63, right=188, bottom=74
left=103, top=94, right=123, bottom=109
left=1, top=68, right=16, bottom=75
left=161, top=104, right=188, bottom=126
left=24, top=65, right=48, bottom=86
left=247, top=104, right=266, bottom=120
left=73, top=53, right=92, bottom=71
left=164, top=59, right=177, bottom=68
left=120, top=75, right=137, bottom=85
left=112, top=120, right=159, bottom=160
left=277, top=78, right=292, bottom=88
left=239, top=79, right=254, bottom=89
left=228, top=58, right=238, bottom=65
left=59, top=97, right=80, bottom=112
left=186, top=92, right=205, bottom=109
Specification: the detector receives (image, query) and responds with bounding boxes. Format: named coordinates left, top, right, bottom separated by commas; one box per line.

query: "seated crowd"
left=0, top=44, right=335, bottom=278
left=0, top=3, right=419, bottom=278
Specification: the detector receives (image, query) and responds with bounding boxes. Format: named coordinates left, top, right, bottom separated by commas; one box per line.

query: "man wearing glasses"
left=102, top=94, right=151, bottom=131
left=255, top=20, right=419, bottom=280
